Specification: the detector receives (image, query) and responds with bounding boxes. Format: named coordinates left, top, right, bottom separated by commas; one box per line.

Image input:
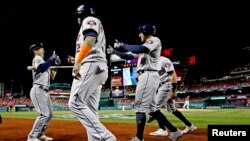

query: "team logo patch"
left=146, top=40, right=153, bottom=44
left=165, top=63, right=171, bottom=68
left=87, top=20, right=96, bottom=26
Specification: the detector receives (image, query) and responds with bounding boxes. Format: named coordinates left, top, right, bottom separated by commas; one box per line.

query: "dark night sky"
left=0, top=0, right=250, bottom=94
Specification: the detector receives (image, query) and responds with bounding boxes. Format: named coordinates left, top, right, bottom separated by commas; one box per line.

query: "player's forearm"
left=121, top=44, right=150, bottom=54
left=171, top=71, right=177, bottom=84
left=84, top=36, right=96, bottom=48
left=76, top=36, right=96, bottom=63
left=37, top=59, right=53, bottom=73
left=171, top=71, right=177, bottom=93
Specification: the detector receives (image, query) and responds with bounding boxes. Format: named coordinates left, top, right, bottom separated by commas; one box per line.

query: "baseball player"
left=68, top=3, right=116, bottom=141
left=109, top=24, right=185, bottom=141
left=27, top=43, right=60, bottom=141
left=148, top=56, right=197, bottom=138
left=183, top=95, right=190, bottom=109
left=110, top=23, right=174, bottom=141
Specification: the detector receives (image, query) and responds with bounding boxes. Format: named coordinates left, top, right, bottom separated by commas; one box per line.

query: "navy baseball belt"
left=138, top=70, right=157, bottom=75
left=34, top=83, right=49, bottom=92
left=159, top=81, right=169, bottom=86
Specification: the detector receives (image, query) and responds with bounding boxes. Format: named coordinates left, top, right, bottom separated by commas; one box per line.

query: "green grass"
left=1, top=109, right=250, bottom=128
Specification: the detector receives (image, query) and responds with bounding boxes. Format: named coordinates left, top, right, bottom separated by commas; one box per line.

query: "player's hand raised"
left=107, top=45, right=115, bottom=54
left=49, top=51, right=58, bottom=61
left=67, top=55, right=75, bottom=64
left=114, top=39, right=124, bottom=49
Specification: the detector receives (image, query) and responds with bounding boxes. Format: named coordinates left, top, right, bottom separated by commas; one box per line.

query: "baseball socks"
left=155, top=110, right=178, bottom=132
left=136, top=112, right=146, bottom=140
left=172, top=110, right=192, bottom=127
left=149, top=111, right=166, bottom=130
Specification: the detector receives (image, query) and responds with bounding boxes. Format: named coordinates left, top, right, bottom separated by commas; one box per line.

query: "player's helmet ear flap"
left=74, top=3, right=95, bottom=18
left=29, top=43, right=43, bottom=54
left=138, top=23, right=156, bottom=36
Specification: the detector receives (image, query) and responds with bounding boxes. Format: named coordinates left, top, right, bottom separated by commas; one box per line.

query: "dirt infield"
left=0, top=118, right=207, bottom=141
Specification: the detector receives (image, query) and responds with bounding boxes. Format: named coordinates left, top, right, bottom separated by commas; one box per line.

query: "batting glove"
left=49, top=51, right=58, bottom=61
left=107, top=45, right=115, bottom=54
left=114, top=39, right=124, bottom=49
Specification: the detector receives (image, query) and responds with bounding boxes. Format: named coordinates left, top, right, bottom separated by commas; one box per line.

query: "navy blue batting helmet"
left=30, top=43, right=43, bottom=53
left=74, top=3, right=95, bottom=18
left=138, top=23, right=156, bottom=36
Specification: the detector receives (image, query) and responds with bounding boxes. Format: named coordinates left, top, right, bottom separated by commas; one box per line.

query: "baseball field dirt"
left=0, top=118, right=207, bottom=141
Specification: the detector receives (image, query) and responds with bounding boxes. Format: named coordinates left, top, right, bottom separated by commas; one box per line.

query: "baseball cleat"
left=130, top=136, right=144, bottom=141
left=38, top=135, right=53, bottom=141
left=27, top=138, right=41, bottom=141
left=182, top=124, right=197, bottom=134
left=150, top=128, right=168, bottom=136
left=169, top=129, right=183, bottom=141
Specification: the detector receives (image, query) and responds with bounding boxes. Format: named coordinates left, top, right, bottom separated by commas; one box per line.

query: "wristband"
left=76, top=44, right=91, bottom=62
left=172, top=83, right=177, bottom=92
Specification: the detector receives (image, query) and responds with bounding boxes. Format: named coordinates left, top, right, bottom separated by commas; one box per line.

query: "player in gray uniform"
left=109, top=24, right=184, bottom=141
left=111, top=23, right=163, bottom=141
left=148, top=56, right=196, bottom=139
left=68, top=4, right=116, bottom=141
left=28, top=43, right=60, bottom=141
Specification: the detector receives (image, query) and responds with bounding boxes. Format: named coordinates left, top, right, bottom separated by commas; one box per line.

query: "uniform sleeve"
left=157, top=57, right=165, bottom=71
left=142, top=37, right=160, bottom=52
left=81, top=17, right=100, bottom=34
left=164, top=57, right=175, bottom=72
left=33, top=56, right=44, bottom=69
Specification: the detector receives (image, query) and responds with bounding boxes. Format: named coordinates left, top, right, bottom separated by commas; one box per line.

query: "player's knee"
left=172, top=110, right=180, bottom=115
left=39, top=113, right=51, bottom=120
left=167, top=107, right=172, bottom=113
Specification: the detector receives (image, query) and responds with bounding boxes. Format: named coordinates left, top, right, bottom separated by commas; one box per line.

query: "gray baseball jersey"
left=137, top=37, right=162, bottom=72
left=134, top=36, right=161, bottom=113
left=32, top=56, right=50, bottom=86
left=28, top=55, right=53, bottom=139
left=158, top=56, right=175, bottom=84
left=69, top=16, right=116, bottom=141
left=150, top=56, right=177, bottom=113
left=75, top=16, right=107, bottom=63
